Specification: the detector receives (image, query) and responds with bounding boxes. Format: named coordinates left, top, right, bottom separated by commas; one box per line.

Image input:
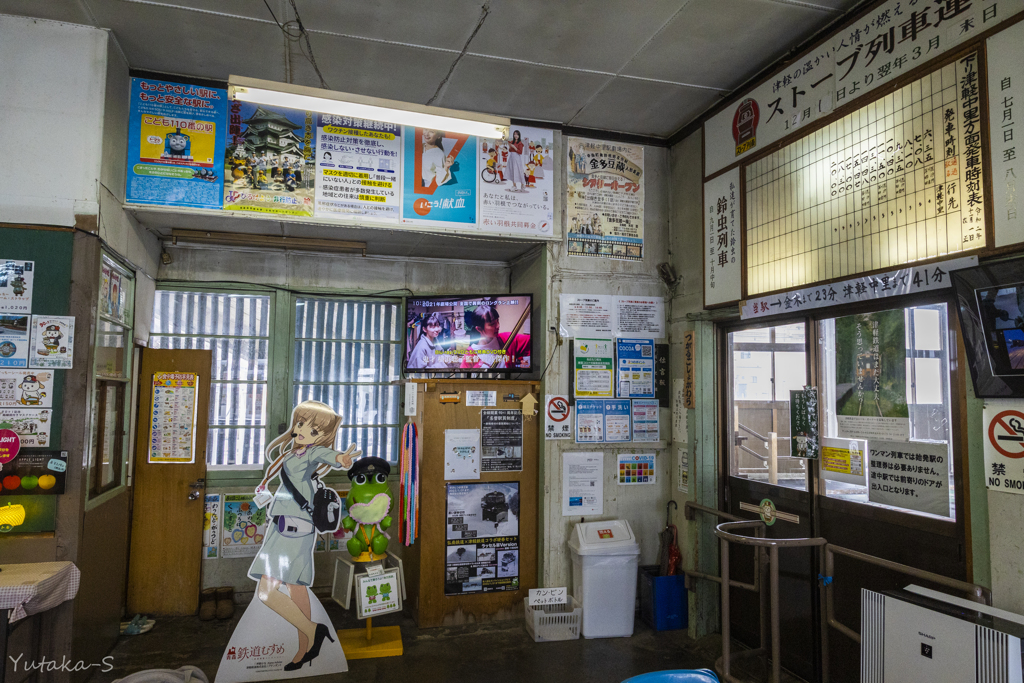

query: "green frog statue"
left=342, top=457, right=393, bottom=561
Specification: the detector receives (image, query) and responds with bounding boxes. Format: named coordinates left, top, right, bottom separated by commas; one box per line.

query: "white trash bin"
left=568, top=519, right=641, bottom=638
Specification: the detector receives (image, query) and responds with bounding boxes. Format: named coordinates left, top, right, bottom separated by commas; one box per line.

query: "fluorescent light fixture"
left=228, top=76, right=510, bottom=140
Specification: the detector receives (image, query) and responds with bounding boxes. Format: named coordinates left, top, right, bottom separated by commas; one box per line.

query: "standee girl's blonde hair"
left=260, top=400, right=342, bottom=487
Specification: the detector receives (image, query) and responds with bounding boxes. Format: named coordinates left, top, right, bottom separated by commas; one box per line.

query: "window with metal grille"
left=293, top=298, right=401, bottom=464
left=150, top=291, right=271, bottom=469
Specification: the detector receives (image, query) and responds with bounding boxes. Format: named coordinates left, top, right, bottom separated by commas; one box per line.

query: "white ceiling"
left=1, top=0, right=862, bottom=139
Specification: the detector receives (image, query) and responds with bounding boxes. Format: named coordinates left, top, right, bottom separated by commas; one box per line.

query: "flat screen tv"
left=405, top=294, right=533, bottom=373
left=951, top=258, right=1024, bottom=397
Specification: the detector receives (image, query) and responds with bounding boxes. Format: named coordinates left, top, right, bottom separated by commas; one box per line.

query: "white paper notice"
left=444, top=429, right=481, bottom=480
left=672, top=378, right=688, bottom=444
left=404, top=381, right=417, bottom=416
left=466, top=391, right=497, bottom=407
left=559, top=294, right=614, bottom=338
left=562, top=452, right=603, bottom=516
left=615, top=296, right=665, bottom=338
left=677, top=448, right=689, bottom=493
left=867, top=439, right=951, bottom=517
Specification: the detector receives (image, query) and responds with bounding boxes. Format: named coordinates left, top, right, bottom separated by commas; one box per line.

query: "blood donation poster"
left=126, top=78, right=226, bottom=209
left=445, top=482, right=520, bottom=595
left=223, top=101, right=316, bottom=217
left=402, top=127, right=476, bottom=227
left=478, top=126, right=554, bottom=236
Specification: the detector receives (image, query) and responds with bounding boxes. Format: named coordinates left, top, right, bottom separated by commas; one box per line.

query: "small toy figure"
left=11, top=276, right=25, bottom=296
left=18, top=375, right=45, bottom=406
left=366, top=585, right=378, bottom=604
left=380, top=582, right=392, bottom=602
left=341, top=457, right=394, bottom=560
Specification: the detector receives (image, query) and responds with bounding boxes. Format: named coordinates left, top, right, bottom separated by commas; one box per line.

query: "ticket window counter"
left=721, top=295, right=967, bottom=683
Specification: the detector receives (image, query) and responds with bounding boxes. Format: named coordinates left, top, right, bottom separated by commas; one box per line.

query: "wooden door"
left=127, top=348, right=212, bottom=615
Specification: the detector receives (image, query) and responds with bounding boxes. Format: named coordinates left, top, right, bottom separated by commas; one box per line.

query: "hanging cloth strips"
left=400, top=421, right=420, bottom=546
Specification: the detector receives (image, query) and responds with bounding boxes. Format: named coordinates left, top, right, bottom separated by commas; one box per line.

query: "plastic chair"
left=621, top=670, right=719, bottom=683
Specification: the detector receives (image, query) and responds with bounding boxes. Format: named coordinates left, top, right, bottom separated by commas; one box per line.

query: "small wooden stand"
left=336, top=617, right=403, bottom=660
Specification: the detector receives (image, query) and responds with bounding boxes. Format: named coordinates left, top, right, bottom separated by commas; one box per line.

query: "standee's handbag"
left=279, top=468, right=342, bottom=533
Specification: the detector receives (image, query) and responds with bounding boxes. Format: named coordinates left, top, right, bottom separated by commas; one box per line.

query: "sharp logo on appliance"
left=921, top=643, right=933, bottom=659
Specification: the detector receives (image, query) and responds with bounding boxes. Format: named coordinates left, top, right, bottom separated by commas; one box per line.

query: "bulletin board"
left=744, top=53, right=986, bottom=297
left=403, top=379, right=538, bottom=628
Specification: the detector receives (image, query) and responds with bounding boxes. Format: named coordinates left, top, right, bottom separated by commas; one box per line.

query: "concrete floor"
left=92, top=599, right=721, bottom=683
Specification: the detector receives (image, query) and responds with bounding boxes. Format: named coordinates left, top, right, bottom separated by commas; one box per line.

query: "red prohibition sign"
left=988, top=410, right=1024, bottom=459
left=548, top=397, right=569, bottom=423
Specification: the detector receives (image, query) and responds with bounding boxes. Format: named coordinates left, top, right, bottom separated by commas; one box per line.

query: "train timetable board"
left=745, top=54, right=985, bottom=297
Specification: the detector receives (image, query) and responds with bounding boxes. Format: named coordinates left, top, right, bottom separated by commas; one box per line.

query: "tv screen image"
left=405, top=295, right=532, bottom=373
left=975, top=283, right=1024, bottom=377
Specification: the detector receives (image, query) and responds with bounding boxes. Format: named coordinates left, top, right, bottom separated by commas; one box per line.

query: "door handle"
left=188, top=478, right=205, bottom=501
left=188, top=490, right=202, bottom=501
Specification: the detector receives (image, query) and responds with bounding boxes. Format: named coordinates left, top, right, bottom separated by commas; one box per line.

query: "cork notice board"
left=404, top=379, right=539, bottom=628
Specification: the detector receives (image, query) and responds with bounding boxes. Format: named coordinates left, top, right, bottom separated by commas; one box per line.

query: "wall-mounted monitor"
left=405, top=294, right=533, bottom=374
left=952, top=258, right=1024, bottom=398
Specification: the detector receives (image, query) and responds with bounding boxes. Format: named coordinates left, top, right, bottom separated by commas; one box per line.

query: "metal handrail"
left=820, top=542, right=993, bottom=683
left=716, top=520, right=827, bottom=683
left=682, top=502, right=761, bottom=592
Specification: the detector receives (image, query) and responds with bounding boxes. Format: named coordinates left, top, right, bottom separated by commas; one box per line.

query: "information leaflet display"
left=573, top=339, right=613, bottom=398
left=631, top=399, right=660, bottom=443
left=480, top=409, right=523, bottom=472
left=445, top=482, right=520, bottom=595
left=616, top=338, right=655, bottom=398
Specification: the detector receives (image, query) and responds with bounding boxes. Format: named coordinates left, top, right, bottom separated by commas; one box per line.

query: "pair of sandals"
left=119, top=614, right=155, bottom=635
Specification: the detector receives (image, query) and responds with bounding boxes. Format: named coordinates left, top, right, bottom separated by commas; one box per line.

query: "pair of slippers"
left=120, top=614, right=155, bottom=635
left=199, top=586, right=234, bottom=621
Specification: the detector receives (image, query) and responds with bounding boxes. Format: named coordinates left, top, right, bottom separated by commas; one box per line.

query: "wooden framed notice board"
left=402, top=379, right=539, bottom=628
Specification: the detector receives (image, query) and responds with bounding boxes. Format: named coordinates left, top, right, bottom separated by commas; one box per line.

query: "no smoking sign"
left=545, top=395, right=571, bottom=440
left=984, top=404, right=1024, bottom=494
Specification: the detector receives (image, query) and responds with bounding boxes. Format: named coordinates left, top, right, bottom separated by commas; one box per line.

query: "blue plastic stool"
left=621, top=670, right=719, bottom=683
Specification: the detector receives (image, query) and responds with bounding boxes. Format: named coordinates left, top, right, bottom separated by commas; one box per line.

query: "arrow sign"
left=521, top=392, right=538, bottom=417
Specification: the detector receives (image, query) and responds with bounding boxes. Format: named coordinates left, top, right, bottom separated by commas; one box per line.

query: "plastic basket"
left=523, top=595, right=582, bottom=642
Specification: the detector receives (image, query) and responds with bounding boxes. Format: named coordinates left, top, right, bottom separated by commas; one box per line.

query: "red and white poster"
left=983, top=401, right=1024, bottom=495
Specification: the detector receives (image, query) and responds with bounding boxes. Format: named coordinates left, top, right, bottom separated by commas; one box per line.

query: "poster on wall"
left=223, top=102, right=316, bottom=217
left=616, top=338, right=655, bottom=399
left=100, top=260, right=133, bottom=325
left=618, top=452, right=656, bottom=485
left=566, top=138, right=645, bottom=261
left=481, top=409, right=523, bottom=472
left=30, top=316, right=74, bottom=369
left=559, top=294, right=615, bottom=338
left=988, top=21, right=1024, bottom=248
left=616, top=297, right=665, bottom=338
left=575, top=398, right=630, bottom=443
left=314, top=115, right=401, bottom=222
left=834, top=310, right=909, bottom=441
left=444, top=428, right=480, bottom=480
left=562, top=452, right=603, bottom=516
left=0, top=450, right=67, bottom=495
left=148, top=372, right=199, bottom=464
left=478, top=127, right=555, bottom=236
left=868, top=439, right=950, bottom=517
left=821, top=436, right=867, bottom=486
left=445, top=482, right=520, bottom=595
left=204, top=493, right=222, bottom=559
left=0, top=316, right=30, bottom=368
left=125, top=78, right=227, bottom=210
left=0, top=408, right=52, bottom=447
left=401, top=127, right=476, bottom=227
left=790, top=388, right=819, bottom=459
left=631, top=399, right=660, bottom=443
left=0, top=261, right=33, bottom=315
left=573, top=338, right=614, bottom=398
left=355, top=567, right=403, bottom=619
left=221, top=494, right=267, bottom=558
left=0, top=370, right=53, bottom=408
left=703, top=168, right=741, bottom=306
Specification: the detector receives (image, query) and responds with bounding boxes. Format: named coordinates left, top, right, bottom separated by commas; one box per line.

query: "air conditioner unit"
left=861, top=585, right=1024, bottom=683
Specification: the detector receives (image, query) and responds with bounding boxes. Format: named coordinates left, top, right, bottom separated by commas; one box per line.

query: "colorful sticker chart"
left=745, top=56, right=986, bottom=296
left=148, top=371, right=199, bottom=464
left=618, top=453, right=656, bottom=485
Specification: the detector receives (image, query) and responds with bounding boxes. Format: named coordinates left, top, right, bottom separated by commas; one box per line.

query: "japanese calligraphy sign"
left=314, top=115, right=401, bottom=221
left=683, top=331, right=695, bottom=410
left=831, top=0, right=1018, bottom=109
left=790, top=388, right=819, bottom=459
left=987, top=21, right=1024, bottom=247
left=126, top=78, right=227, bottom=210
left=741, top=256, right=977, bottom=319
left=704, top=168, right=741, bottom=305
left=983, top=401, right=1024, bottom=494
left=868, top=439, right=951, bottom=517
left=745, top=57, right=986, bottom=298
left=528, top=587, right=568, bottom=606
left=705, top=46, right=835, bottom=175
left=566, top=138, right=645, bottom=261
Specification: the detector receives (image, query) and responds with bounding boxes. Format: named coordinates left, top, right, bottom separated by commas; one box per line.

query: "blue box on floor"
left=639, top=565, right=688, bottom=631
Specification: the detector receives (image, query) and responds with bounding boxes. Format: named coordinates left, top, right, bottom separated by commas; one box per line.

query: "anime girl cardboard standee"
left=215, top=400, right=360, bottom=683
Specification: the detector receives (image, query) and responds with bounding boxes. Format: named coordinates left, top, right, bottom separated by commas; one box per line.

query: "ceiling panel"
left=468, top=0, right=685, bottom=73
left=436, top=55, right=611, bottom=122
left=294, top=0, right=485, bottom=52
left=621, top=0, right=836, bottom=91
left=0, top=0, right=94, bottom=25
left=570, top=77, right=722, bottom=137
left=86, top=1, right=287, bottom=82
